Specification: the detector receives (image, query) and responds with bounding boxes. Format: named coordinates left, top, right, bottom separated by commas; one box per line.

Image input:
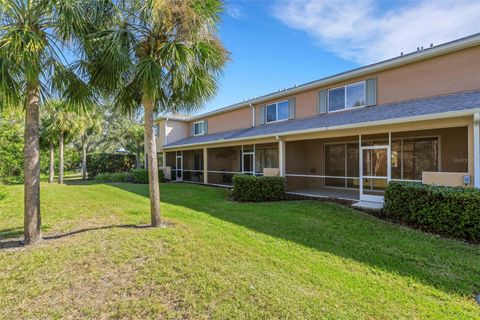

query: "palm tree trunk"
left=49, top=143, right=55, bottom=183
left=82, top=143, right=87, bottom=180
left=143, top=97, right=161, bottom=227
left=58, top=132, right=64, bottom=184
left=24, top=82, right=42, bottom=245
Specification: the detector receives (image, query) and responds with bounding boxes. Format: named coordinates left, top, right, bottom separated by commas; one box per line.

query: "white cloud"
left=272, top=0, right=480, bottom=64
left=225, top=3, right=244, bottom=20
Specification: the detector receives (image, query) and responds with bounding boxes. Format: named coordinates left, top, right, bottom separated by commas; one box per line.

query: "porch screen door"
left=176, top=152, right=183, bottom=181
left=360, top=146, right=390, bottom=202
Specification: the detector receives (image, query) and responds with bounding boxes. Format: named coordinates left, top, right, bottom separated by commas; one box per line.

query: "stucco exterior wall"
left=189, top=106, right=253, bottom=135
left=157, top=119, right=188, bottom=150
left=181, top=45, right=480, bottom=133
left=254, top=46, right=480, bottom=126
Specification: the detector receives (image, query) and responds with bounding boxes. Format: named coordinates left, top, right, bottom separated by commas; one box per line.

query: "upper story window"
left=328, top=81, right=366, bottom=112
left=193, top=121, right=205, bottom=136
left=266, top=100, right=289, bottom=123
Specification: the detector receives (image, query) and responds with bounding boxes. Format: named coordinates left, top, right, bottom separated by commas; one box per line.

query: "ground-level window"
left=324, top=143, right=359, bottom=188
left=266, top=100, right=289, bottom=123
left=328, top=81, right=366, bottom=112
left=194, top=121, right=205, bottom=135
left=391, top=137, right=439, bottom=181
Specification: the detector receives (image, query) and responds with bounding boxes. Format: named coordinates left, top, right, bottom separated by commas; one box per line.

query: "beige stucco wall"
left=422, top=172, right=469, bottom=187
left=184, top=45, right=480, bottom=133
left=189, top=106, right=253, bottom=135
left=157, top=119, right=189, bottom=151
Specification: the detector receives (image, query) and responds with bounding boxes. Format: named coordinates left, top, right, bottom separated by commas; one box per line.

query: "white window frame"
left=193, top=120, right=205, bottom=136
left=327, top=81, right=366, bottom=113
left=265, top=100, right=289, bottom=123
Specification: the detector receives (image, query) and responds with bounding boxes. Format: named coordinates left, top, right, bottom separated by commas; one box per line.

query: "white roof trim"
left=162, top=108, right=480, bottom=150
left=183, top=33, right=480, bottom=121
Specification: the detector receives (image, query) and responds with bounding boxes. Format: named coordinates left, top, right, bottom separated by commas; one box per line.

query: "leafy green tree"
left=0, top=108, right=23, bottom=182
left=0, top=0, right=96, bottom=244
left=124, top=124, right=144, bottom=169
left=89, top=0, right=228, bottom=226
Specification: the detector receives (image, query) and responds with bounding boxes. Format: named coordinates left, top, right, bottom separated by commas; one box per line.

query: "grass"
left=0, top=181, right=479, bottom=319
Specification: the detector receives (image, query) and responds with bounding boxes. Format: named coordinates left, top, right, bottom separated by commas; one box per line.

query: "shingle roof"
left=164, top=90, right=480, bottom=148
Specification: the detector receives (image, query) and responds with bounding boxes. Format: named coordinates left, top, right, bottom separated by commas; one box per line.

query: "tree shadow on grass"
left=111, top=182, right=480, bottom=298
left=0, top=224, right=164, bottom=250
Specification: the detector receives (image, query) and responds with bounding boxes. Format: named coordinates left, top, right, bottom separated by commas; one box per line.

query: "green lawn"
left=0, top=181, right=479, bottom=319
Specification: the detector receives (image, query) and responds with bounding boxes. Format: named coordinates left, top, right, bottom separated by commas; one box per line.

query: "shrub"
left=94, top=169, right=165, bottom=184
left=384, top=181, right=480, bottom=242
left=0, top=184, right=7, bottom=201
left=232, top=175, right=286, bottom=202
left=95, top=172, right=132, bottom=183
left=131, top=169, right=148, bottom=184
left=87, top=153, right=136, bottom=178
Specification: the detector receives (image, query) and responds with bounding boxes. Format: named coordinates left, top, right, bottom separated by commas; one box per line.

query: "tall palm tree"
left=0, top=0, right=96, bottom=244
left=88, top=0, right=228, bottom=226
left=77, top=109, right=102, bottom=180
left=45, top=100, right=79, bottom=184
left=40, top=110, right=58, bottom=184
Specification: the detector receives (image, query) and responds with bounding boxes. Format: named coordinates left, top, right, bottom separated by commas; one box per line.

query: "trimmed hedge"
left=232, top=175, right=286, bottom=202
left=94, top=169, right=165, bottom=184
left=95, top=172, right=132, bottom=183
left=384, top=181, right=480, bottom=242
left=87, top=153, right=136, bottom=178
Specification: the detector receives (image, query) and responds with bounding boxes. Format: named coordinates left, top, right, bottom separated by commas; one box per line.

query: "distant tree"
left=76, top=110, right=102, bottom=180
left=0, top=108, right=23, bottom=182
left=40, top=110, right=58, bottom=184
left=44, top=100, right=80, bottom=184
left=88, top=0, right=228, bottom=227
left=124, top=124, right=144, bottom=169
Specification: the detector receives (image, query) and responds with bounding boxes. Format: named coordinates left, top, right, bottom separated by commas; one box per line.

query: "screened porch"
left=285, top=126, right=470, bottom=202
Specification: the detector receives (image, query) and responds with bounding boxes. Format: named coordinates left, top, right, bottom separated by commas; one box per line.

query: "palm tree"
left=88, top=0, right=228, bottom=227
left=40, top=111, right=58, bottom=184
left=0, top=0, right=95, bottom=244
left=45, top=100, right=79, bottom=184
left=77, top=110, right=102, bottom=180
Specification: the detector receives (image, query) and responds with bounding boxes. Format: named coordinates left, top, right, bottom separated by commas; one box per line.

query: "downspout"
left=164, top=118, right=168, bottom=146
left=474, top=113, right=480, bottom=188
left=249, top=103, right=255, bottom=127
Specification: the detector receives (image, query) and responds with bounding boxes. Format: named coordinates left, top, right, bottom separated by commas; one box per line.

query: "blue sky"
left=203, top=0, right=480, bottom=114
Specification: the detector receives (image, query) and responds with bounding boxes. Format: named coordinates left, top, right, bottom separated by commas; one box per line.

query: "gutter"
left=162, top=107, right=480, bottom=150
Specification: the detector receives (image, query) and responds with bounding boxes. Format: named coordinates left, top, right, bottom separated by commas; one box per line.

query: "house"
left=155, top=34, right=480, bottom=203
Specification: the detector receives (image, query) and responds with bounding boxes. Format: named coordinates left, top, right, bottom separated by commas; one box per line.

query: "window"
left=194, top=121, right=205, bottom=135
left=328, top=81, right=366, bottom=112
left=266, top=100, right=289, bottom=123
left=391, top=137, right=439, bottom=181
left=154, top=124, right=160, bottom=137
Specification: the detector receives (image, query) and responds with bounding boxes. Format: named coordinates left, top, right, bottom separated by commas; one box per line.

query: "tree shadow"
left=0, top=224, right=169, bottom=250
left=110, top=182, right=480, bottom=297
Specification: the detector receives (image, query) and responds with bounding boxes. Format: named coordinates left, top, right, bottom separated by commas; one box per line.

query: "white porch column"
left=278, top=140, right=285, bottom=177
left=474, top=113, right=480, bottom=188
left=203, top=147, right=208, bottom=184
